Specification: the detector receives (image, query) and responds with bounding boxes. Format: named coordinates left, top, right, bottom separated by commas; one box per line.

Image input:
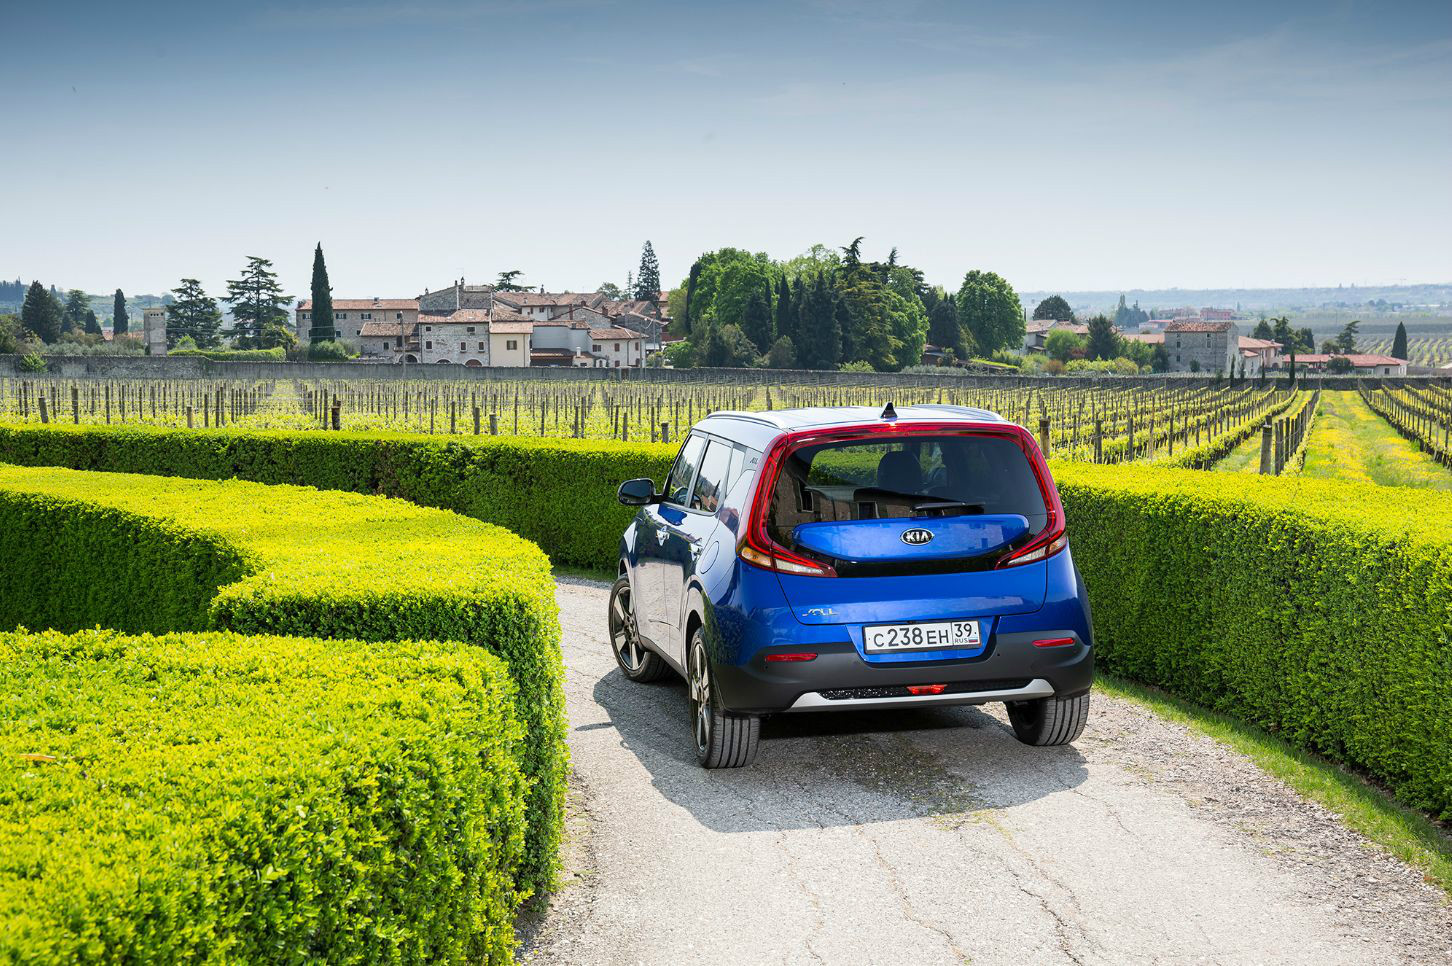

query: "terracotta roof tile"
left=299, top=298, right=418, bottom=311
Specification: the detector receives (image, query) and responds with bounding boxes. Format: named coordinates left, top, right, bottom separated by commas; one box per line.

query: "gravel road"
left=523, top=578, right=1452, bottom=966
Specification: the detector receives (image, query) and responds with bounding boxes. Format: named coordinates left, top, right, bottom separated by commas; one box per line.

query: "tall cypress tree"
left=21, top=281, right=61, bottom=343
left=682, top=260, right=702, bottom=336
left=309, top=243, right=335, bottom=344
left=635, top=241, right=661, bottom=300
left=741, top=287, right=773, bottom=354
left=84, top=309, right=101, bottom=336
left=1391, top=321, right=1408, bottom=360
left=774, top=275, right=794, bottom=348
left=112, top=289, right=129, bottom=336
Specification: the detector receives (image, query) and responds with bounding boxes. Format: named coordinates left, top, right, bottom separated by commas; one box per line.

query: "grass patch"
left=1299, top=391, right=1452, bottom=490
left=1098, top=673, right=1452, bottom=902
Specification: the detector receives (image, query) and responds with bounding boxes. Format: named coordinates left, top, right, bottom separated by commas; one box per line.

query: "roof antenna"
left=881, top=401, right=898, bottom=421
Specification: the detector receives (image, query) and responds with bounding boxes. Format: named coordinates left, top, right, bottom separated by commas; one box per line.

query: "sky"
left=2, top=0, right=1450, bottom=302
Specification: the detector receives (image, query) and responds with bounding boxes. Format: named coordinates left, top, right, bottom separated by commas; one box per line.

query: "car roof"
left=697, top=404, right=1010, bottom=445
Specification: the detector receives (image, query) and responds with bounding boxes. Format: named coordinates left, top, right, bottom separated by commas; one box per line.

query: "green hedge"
left=4, top=423, right=1449, bottom=819
left=1054, top=462, right=1452, bottom=819
left=169, top=346, right=286, bottom=361
left=1, top=627, right=527, bottom=964
left=0, top=463, right=566, bottom=898
left=0, top=423, right=675, bottom=570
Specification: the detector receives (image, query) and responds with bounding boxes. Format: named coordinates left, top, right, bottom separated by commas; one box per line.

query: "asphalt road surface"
left=523, top=579, right=1452, bottom=966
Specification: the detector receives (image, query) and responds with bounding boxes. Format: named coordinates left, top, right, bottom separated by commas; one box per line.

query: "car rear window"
left=766, top=433, right=1048, bottom=554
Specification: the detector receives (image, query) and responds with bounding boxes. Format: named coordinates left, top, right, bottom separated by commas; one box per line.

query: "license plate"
left=863, top=620, right=981, bottom=653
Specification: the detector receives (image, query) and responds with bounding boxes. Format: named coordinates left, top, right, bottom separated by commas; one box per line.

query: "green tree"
left=928, top=297, right=965, bottom=357
left=1252, top=319, right=1274, bottom=340
left=741, top=286, right=773, bottom=353
left=796, top=273, right=841, bottom=369
left=1391, top=321, right=1408, bottom=360
left=225, top=256, right=290, bottom=348
left=1336, top=319, right=1360, bottom=354
left=168, top=278, right=223, bottom=348
left=635, top=241, right=661, bottom=299
left=309, top=243, right=335, bottom=344
left=1045, top=329, right=1084, bottom=363
left=664, top=340, right=696, bottom=368
left=1151, top=344, right=1170, bottom=372
left=112, top=289, right=129, bottom=336
left=762, top=335, right=797, bottom=369
left=681, top=260, right=702, bottom=335
left=955, top=270, right=1023, bottom=355
left=1032, top=295, right=1073, bottom=322
left=0, top=314, right=22, bottom=354
left=779, top=243, right=841, bottom=282
left=700, top=323, right=757, bottom=368
left=84, top=309, right=101, bottom=336
left=1327, top=355, right=1354, bottom=374
left=1085, top=315, right=1120, bottom=360
left=494, top=270, right=528, bottom=292
left=1270, top=316, right=1294, bottom=350
left=597, top=282, right=625, bottom=300
left=62, top=289, right=90, bottom=334
left=21, top=281, right=62, bottom=342
left=677, top=248, right=775, bottom=334
left=773, top=275, right=794, bottom=347
left=1296, top=327, right=1316, bottom=353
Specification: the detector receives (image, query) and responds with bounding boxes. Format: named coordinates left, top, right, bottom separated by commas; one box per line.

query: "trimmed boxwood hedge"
left=1053, top=462, right=1452, bottom=819
left=3, top=423, right=1449, bottom=819
left=0, top=423, right=674, bottom=570
left=0, top=463, right=566, bottom=900
left=1, top=627, right=527, bottom=964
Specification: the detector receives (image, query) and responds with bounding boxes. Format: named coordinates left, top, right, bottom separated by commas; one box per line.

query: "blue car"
left=611, top=404, right=1094, bottom=768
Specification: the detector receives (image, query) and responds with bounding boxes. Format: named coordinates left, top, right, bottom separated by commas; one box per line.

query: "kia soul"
left=610, top=404, right=1094, bottom=768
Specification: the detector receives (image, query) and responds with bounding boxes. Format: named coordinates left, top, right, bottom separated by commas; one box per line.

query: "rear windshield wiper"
left=910, top=500, right=985, bottom=517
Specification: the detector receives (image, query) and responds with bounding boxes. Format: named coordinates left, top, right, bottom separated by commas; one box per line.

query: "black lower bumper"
left=712, top=631, right=1094, bottom=715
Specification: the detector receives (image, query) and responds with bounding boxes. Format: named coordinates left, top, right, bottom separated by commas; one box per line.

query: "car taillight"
left=1032, top=637, right=1075, bottom=648
left=907, top=684, right=948, bottom=695
left=739, top=540, right=835, bottom=576
left=765, top=652, right=818, bottom=662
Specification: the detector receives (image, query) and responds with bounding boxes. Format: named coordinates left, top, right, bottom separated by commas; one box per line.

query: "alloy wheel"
left=689, top=640, right=712, bottom=754
left=610, top=585, right=647, bottom=672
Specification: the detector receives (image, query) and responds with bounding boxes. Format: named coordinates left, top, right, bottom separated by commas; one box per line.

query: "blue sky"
left=3, top=0, right=1449, bottom=300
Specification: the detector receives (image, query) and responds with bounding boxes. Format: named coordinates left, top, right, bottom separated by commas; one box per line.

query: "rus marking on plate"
left=901, top=528, right=934, bottom=546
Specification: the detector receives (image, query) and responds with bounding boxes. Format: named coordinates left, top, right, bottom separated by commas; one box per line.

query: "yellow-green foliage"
left=0, top=464, right=565, bottom=897
left=1300, top=391, right=1452, bottom=490
left=6, top=422, right=1451, bottom=821
left=0, top=423, right=677, bottom=569
left=1054, top=461, right=1452, bottom=819
left=0, top=628, right=527, bottom=964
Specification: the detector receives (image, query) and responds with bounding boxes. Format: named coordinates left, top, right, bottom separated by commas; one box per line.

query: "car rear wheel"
left=609, top=576, right=670, bottom=682
left=688, top=631, right=759, bottom=768
left=1007, top=691, right=1090, bottom=746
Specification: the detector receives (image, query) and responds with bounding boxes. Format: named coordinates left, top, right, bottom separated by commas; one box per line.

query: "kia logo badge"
left=901, top=528, right=934, bottom=546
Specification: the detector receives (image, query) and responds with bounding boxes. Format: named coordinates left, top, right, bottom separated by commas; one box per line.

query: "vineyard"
left=1360, top=333, right=1452, bottom=368
left=0, top=375, right=1311, bottom=466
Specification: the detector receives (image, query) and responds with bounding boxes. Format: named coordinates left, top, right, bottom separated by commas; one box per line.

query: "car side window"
left=663, top=433, right=706, bottom=506
left=690, top=439, right=734, bottom=512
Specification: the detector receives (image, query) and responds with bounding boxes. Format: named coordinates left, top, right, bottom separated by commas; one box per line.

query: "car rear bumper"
left=711, top=630, right=1093, bottom=715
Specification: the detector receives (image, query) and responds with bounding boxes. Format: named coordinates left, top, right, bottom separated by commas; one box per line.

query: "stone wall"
left=3, top=354, right=1447, bottom=392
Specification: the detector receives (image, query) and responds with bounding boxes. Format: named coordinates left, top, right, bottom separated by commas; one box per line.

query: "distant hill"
left=1019, top=283, right=1452, bottom=318
left=0, top=278, right=173, bottom=319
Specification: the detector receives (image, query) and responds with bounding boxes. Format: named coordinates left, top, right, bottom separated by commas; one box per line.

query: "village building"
left=296, top=298, right=419, bottom=351
left=1284, top=353, right=1408, bottom=377
left=1165, top=319, right=1239, bottom=374
left=143, top=306, right=168, bottom=356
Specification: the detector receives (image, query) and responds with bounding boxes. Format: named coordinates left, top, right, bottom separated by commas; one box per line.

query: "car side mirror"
left=617, top=478, right=658, bottom=506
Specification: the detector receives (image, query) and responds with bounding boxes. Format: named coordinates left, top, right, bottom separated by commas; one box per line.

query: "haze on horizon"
left=3, top=0, right=1449, bottom=302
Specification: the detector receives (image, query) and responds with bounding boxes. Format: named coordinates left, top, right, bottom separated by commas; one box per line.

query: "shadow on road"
left=590, top=666, right=1088, bottom=833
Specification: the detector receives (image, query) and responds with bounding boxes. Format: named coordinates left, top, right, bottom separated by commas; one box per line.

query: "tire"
left=608, top=575, right=670, bottom=683
left=1007, top=691, right=1090, bottom=746
left=687, top=630, right=760, bottom=768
